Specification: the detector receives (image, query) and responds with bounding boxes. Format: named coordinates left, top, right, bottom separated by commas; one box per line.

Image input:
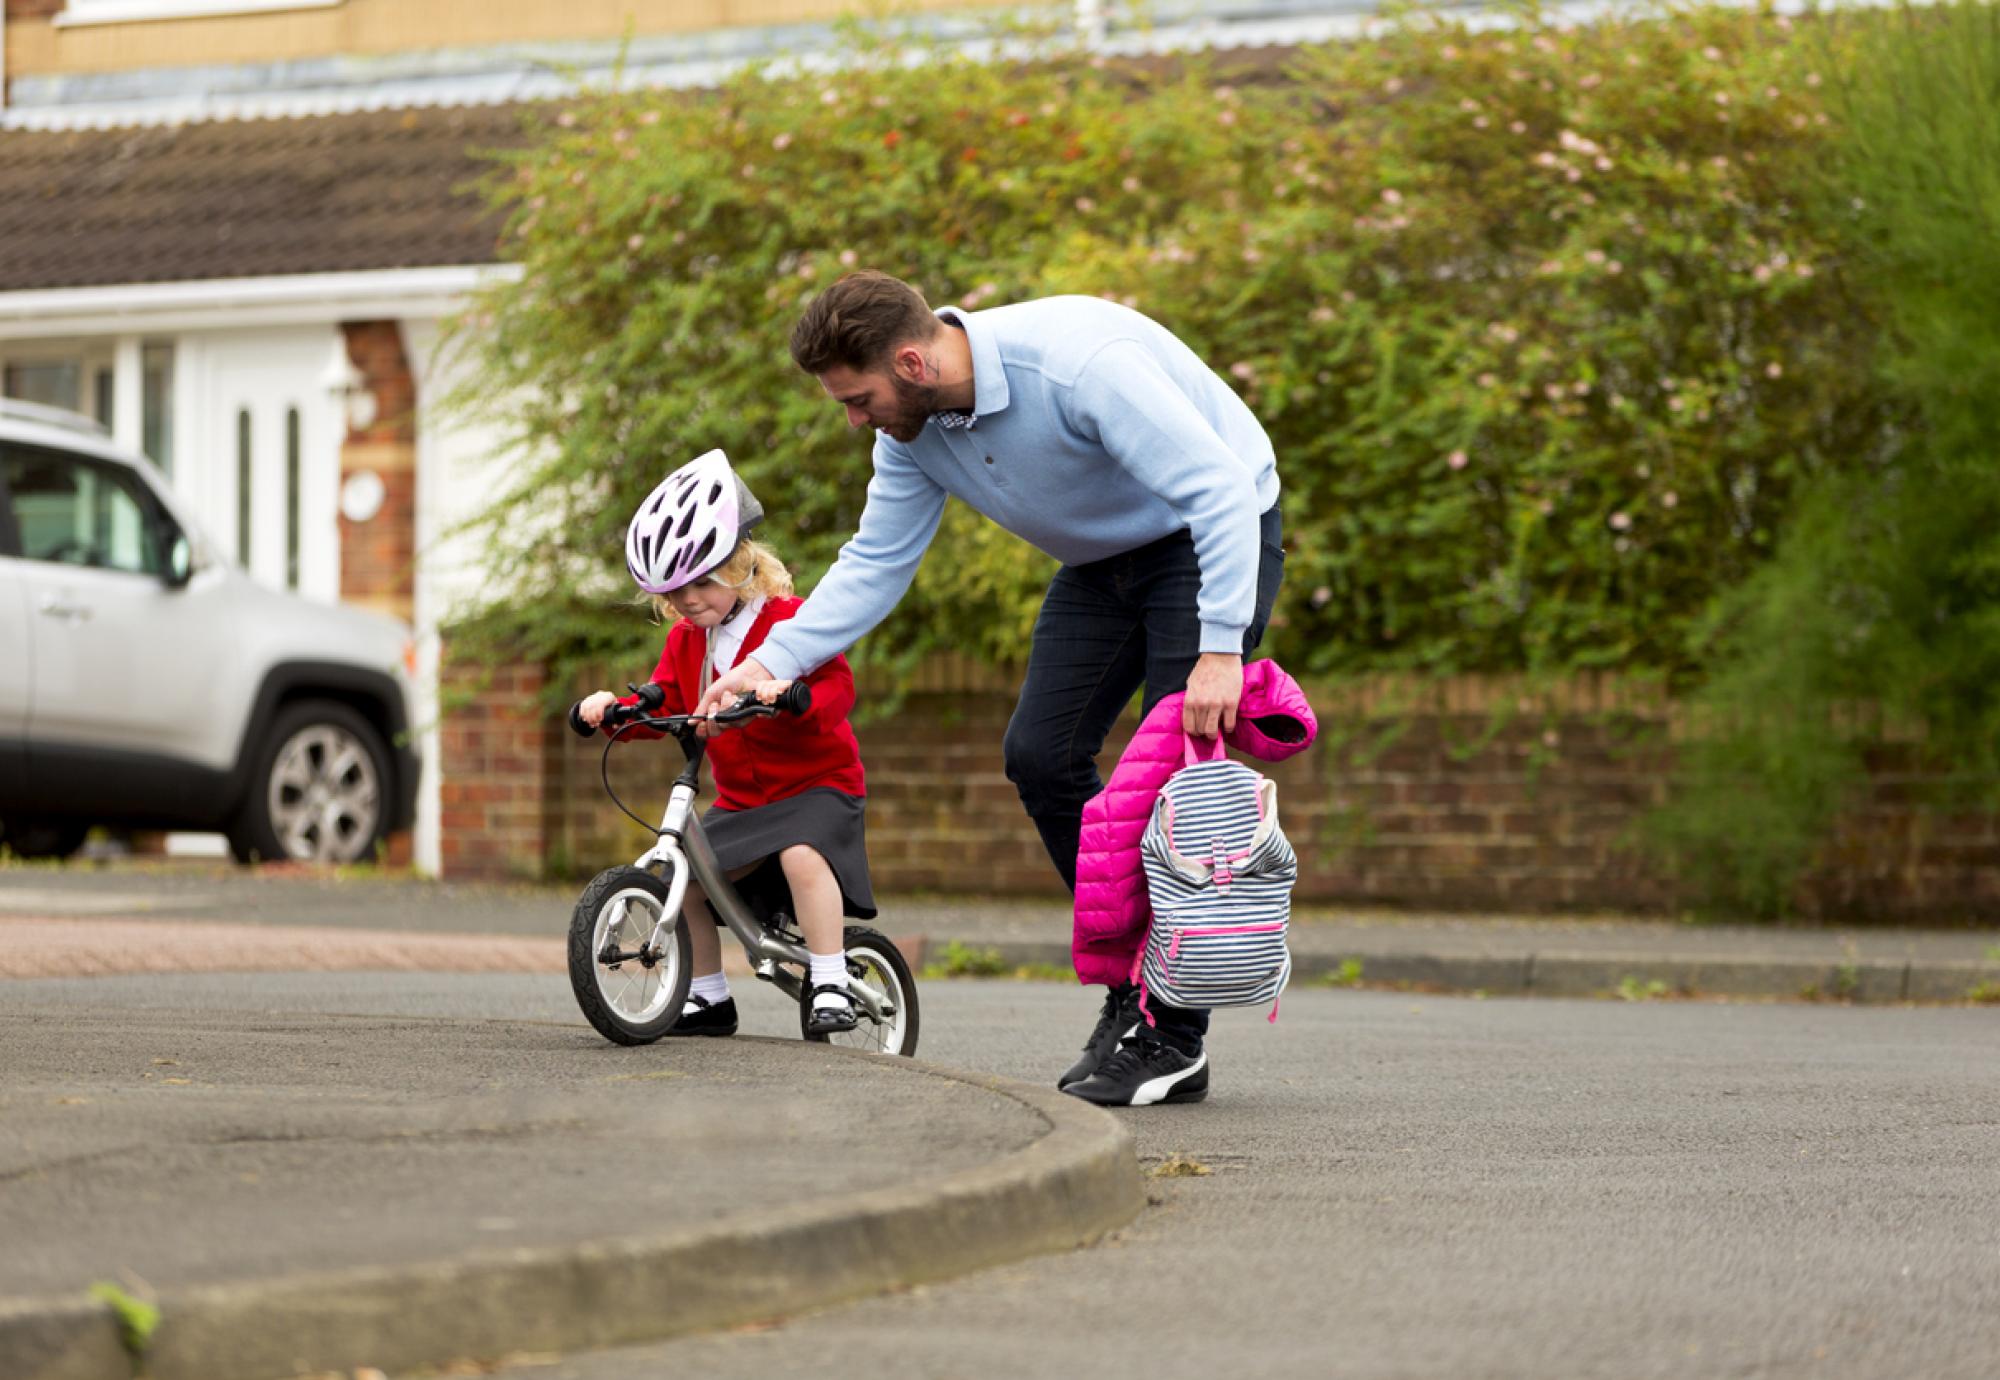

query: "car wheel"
left=229, top=700, right=393, bottom=865
left=1, top=819, right=89, bottom=861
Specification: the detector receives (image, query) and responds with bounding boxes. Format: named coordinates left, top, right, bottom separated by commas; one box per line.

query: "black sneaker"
left=1057, top=986, right=1140, bottom=1090
left=666, top=995, right=738, bottom=1038
left=1063, top=1037, right=1209, bottom=1107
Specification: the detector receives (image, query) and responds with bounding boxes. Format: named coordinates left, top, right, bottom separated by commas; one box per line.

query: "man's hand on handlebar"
left=695, top=656, right=772, bottom=720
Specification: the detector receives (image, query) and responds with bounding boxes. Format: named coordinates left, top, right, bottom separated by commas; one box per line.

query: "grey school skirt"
left=700, top=787, right=877, bottom=922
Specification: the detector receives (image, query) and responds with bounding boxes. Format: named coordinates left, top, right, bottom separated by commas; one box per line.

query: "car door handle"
left=37, top=594, right=92, bottom=622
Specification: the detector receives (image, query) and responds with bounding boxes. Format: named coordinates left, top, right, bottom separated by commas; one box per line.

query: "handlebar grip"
left=775, top=681, right=812, bottom=716
left=566, top=701, right=596, bottom=738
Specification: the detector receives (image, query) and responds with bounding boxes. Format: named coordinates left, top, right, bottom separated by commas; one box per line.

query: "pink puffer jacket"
left=1072, top=658, right=1318, bottom=985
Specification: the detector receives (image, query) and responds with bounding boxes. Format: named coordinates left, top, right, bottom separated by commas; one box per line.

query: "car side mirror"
left=163, top=529, right=194, bottom=589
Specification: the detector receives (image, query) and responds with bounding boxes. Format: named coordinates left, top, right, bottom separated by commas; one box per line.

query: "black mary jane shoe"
left=666, top=994, right=739, bottom=1038
left=804, top=984, right=858, bottom=1037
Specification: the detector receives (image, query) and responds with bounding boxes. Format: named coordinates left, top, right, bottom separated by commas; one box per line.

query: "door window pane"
left=236, top=408, right=253, bottom=567
left=0, top=445, right=165, bottom=576
left=285, top=406, right=301, bottom=590
left=143, top=343, right=175, bottom=476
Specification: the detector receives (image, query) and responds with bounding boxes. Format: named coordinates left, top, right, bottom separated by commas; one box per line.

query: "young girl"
left=576, top=448, right=873, bottom=1037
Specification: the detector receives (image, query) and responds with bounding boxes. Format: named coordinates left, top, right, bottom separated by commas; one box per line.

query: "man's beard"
left=879, top=372, right=944, bottom=443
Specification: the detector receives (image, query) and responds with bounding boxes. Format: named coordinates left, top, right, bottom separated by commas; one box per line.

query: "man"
left=696, top=270, right=1283, bottom=1106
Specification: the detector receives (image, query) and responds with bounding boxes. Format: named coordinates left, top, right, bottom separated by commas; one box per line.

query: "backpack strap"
left=1183, top=732, right=1227, bottom=767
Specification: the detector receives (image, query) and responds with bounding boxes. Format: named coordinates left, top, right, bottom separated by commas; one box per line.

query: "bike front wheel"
left=569, top=866, right=693, bottom=1046
left=800, top=925, right=920, bottom=1057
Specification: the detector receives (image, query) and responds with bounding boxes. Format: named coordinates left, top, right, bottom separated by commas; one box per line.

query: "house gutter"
left=0, top=265, right=521, bottom=340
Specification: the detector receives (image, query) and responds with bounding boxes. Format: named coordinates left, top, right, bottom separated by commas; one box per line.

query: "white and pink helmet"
left=624, top=448, right=766, bottom=594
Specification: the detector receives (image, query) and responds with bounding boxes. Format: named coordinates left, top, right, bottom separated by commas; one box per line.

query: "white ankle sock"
left=689, top=972, right=730, bottom=1009
left=809, top=951, right=849, bottom=1010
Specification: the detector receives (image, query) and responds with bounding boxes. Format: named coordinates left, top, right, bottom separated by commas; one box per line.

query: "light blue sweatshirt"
left=754, top=295, right=1281, bottom=683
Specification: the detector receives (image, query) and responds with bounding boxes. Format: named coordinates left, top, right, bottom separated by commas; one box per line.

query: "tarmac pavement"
left=0, top=879, right=1145, bottom=1380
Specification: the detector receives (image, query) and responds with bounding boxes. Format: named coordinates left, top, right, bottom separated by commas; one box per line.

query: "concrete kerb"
left=950, top=941, right=2000, bottom=1005
left=1, top=1046, right=1145, bottom=1380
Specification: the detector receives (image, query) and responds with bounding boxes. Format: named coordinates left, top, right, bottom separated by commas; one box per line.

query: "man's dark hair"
left=789, top=270, right=941, bottom=375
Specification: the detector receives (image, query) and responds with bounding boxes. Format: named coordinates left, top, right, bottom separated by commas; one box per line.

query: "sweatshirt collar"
left=934, top=306, right=1010, bottom=419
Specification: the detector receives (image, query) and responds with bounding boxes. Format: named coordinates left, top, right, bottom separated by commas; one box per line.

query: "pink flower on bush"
left=1609, top=512, right=1632, bottom=531
left=1662, top=491, right=1679, bottom=508
left=772, top=132, right=793, bottom=151
left=1448, top=450, right=1469, bottom=470
left=1230, top=361, right=1256, bottom=381
left=1766, top=362, right=1784, bottom=378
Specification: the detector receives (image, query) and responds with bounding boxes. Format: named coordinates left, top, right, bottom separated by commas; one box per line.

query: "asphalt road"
left=15, top=969, right=2000, bottom=1379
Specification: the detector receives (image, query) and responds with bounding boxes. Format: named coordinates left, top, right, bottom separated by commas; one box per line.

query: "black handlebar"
left=566, top=679, right=811, bottom=739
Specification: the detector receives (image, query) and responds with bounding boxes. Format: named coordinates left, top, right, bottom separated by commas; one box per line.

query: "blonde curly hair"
left=647, top=538, right=794, bottom=622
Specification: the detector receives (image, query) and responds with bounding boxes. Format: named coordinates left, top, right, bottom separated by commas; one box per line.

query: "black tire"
left=800, top=925, right=920, bottom=1057
left=0, top=819, right=89, bottom=861
left=569, top=866, right=694, bottom=1046
left=228, top=699, right=393, bottom=865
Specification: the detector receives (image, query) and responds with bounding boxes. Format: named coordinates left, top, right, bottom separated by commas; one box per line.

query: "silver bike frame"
left=631, top=777, right=891, bottom=1022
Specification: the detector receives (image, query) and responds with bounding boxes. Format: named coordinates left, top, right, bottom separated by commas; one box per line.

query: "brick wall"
left=448, top=660, right=2000, bottom=922
left=438, top=658, right=552, bottom=880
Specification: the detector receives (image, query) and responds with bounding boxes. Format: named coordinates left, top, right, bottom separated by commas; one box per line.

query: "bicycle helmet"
left=624, top=448, right=766, bottom=593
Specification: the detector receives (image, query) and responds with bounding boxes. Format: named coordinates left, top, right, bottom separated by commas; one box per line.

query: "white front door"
left=184, top=329, right=341, bottom=604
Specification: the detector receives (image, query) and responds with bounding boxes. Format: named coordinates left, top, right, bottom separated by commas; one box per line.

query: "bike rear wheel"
left=800, top=925, right=920, bottom=1057
left=569, top=866, right=693, bottom=1046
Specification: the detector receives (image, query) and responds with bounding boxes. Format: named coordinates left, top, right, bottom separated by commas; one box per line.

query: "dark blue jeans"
left=1003, top=503, right=1285, bottom=1055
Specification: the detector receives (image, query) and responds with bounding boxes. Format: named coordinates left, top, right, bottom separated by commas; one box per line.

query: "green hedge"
left=453, top=1, right=1891, bottom=694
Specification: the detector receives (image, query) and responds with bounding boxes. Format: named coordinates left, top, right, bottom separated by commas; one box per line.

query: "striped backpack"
left=1134, top=734, right=1298, bottom=1025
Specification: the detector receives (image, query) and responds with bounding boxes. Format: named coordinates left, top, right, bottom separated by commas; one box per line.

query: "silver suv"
left=0, top=399, right=418, bottom=863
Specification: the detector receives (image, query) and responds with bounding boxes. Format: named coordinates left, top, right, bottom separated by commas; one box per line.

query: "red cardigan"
left=611, top=596, right=865, bottom=811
